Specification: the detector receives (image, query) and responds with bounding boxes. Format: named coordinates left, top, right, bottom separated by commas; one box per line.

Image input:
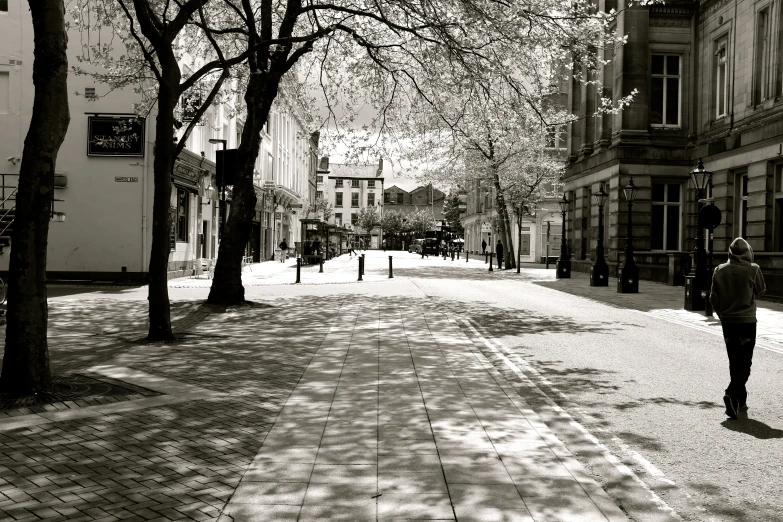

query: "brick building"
left=563, top=0, right=783, bottom=298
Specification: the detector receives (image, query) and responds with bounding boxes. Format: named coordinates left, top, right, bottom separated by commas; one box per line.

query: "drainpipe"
left=141, top=115, right=151, bottom=273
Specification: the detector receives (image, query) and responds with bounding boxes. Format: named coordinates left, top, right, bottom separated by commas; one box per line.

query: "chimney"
left=319, top=156, right=329, bottom=170
left=376, top=158, right=383, bottom=177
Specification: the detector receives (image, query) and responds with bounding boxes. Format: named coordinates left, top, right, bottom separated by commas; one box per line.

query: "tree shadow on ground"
left=721, top=417, right=783, bottom=439
left=614, top=397, right=717, bottom=411
left=383, top=263, right=554, bottom=284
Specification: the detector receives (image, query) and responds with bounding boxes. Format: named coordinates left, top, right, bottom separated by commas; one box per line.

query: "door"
left=202, top=221, right=208, bottom=258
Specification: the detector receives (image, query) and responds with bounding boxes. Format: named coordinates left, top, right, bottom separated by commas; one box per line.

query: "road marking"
left=458, top=316, right=685, bottom=522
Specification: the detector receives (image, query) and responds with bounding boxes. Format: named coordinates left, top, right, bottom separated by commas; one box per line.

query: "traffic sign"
left=698, top=204, right=722, bottom=230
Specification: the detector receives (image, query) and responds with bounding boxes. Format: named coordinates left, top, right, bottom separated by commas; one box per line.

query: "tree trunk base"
left=207, top=282, right=245, bottom=306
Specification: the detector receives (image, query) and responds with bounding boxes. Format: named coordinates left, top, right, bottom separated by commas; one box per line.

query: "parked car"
left=408, top=239, right=425, bottom=253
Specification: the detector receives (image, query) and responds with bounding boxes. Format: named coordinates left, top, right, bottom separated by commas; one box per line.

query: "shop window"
left=368, top=193, right=375, bottom=206
left=368, top=180, right=375, bottom=188
left=650, top=54, right=680, bottom=127
left=335, top=193, right=343, bottom=207
left=715, top=38, right=729, bottom=119
left=335, top=179, right=343, bottom=188
left=351, top=192, right=359, bottom=207
left=176, top=188, right=189, bottom=242
left=736, top=172, right=749, bottom=239
left=753, top=7, right=771, bottom=106
left=774, top=164, right=783, bottom=251
left=352, top=179, right=360, bottom=188
left=651, top=182, right=681, bottom=250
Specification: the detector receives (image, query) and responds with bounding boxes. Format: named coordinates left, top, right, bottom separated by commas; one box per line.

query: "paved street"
left=1, top=251, right=782, bottom=521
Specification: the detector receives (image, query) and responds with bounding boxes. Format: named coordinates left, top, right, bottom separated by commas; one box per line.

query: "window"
left=368, top=193, right=375, bottom=206
left=267, top=153, right=274, bottom=182
left=0, top=0, right=6, bottom=12
left=368, top=180, right=376, bottom=188
left=384, top=192, right=390, bottom=203
left=351, top=192, right=359, bottom=208
left=737, top=173, right=749, bottom=239
left=545, top=125, right=567, bottom=149
left=0, top=72, right=8, bottom=114
left=335, top=179, right=343, bottom=188
left=316, top=175, right=323, bottom=183
left=715, top=38, right=729, bottom=119
left=753, top=7, right=771, bottom=105
left=335, top=213, right=342, bottom=226
left=352, top=179, right=360, bottom=188
left=335, top=193, right=343, bottom=207
left=316, top=191, right=323, bottom=199
left=651, top=183, right=681, bottom=250
left=650, top=54, right=680, bottom=126
left=351, top=213, right=358, bottom=225
left=176, top=188, right=190, bottom=242
left=774, top=164, right=783, bottom=251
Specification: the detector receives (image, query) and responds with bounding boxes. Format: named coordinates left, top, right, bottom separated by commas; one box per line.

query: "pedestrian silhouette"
left=496, top=240, right=504, bottom=270
left=482, top=239, right=487, bottom=255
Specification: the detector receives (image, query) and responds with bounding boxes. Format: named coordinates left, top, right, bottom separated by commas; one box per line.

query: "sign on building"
left=520, top=234, right=530, bottom=256
left=87, top=116, right=145, bottom=157
left=480, top=222, right=492, bottom=232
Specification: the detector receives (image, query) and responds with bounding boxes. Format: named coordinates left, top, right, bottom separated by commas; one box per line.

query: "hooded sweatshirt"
left=709, top=238, right=766, bottom=323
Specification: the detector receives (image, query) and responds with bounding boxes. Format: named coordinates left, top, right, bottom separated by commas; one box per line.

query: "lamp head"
left=208, top=138, right=227, bottom=146
left=623, top=177, right=638, bottom=203
left=592, top=183, right=609, bottom=207
left=558, top=193, right=569, bottom=213
left=690, top=157, right=712, bottom=192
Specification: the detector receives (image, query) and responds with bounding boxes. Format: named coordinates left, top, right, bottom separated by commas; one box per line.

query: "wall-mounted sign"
left=520, top=234, right=530, bottom=256
left=114, top=176, right=138, bottom=182
left=88, top=116, right=145, bottom=157
left=481, top=222, right=491, bottom=232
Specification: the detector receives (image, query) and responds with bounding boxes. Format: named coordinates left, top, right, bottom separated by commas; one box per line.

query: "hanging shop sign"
left=87, top=116, right=145, bottom=157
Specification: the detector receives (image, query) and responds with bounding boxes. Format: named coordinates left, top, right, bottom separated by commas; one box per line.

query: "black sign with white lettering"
left=88, top=116, right=145, bottom=157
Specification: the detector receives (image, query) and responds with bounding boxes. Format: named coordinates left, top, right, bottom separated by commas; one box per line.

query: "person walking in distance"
left=709, top=237, right=766, bottom=419
left=481, top=239, right=487, bottom=255
left=496, top=240, right=504, bottom=270
left=348, top=239, right=357, bottom=257
left=279, top=239, right=288, bottom=263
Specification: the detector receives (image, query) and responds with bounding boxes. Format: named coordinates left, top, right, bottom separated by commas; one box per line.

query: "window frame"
left=367, top=192, right=375, bottom=206
left=715, top=37, right=729, bottom=119
left=367, top=180, right=376, bottom=188
left=316, top=175, right=323, bottom=183
left=335, top=179, right=343, bottom=188
left=650, top=182, right=683, bottom=251
left=335, top=192, right=343, bottom=207
left=176, top=187, right=190, bottom=243
left=774, top=163, right=783, bottom=251
left=650, top=53, right=682, bottom=128
left=753, top=5, right=773, bottom=106
left=351, top=192, right=360, bottom=208
left=736, top=171, right=749, bottom=239
left=316, top=190, right=323, bottom=200
left=351, top=179, right=360, bottom=188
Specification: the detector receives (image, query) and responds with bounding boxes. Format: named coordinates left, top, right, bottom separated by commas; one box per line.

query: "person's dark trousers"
left=497, top=256, right=503, bottom=269
left=722, top=322, right=757, bottom=406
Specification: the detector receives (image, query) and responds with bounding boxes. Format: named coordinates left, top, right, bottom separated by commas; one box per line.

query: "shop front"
left=168, top=154, right=211, bottom=277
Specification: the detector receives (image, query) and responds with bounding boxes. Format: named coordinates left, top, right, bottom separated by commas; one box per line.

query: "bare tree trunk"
left=147, top=73, right=180, bottom=341
left=0, top=0, right=70, bottom=394
left=208, top=74, right=275, bottom=305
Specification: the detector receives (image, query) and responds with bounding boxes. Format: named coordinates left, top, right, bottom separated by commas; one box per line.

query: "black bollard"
left=489, top=253, right=494, bottom=272
left=457, top=250, right=460, bottom=260
left=361, top=253, right=365, bottom=276
left=319, top=254, right=324, bottom=273
left=296, top=257, right=302, bottom=283
left=466, top=251, right=469, bottom=262
left=485, top=253, right=488, bottom=264
left=358, top=257, right=363, bottom=281
left=388, top=256, right=393, bottom=278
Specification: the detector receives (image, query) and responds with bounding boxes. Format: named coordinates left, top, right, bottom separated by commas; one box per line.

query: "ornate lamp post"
left=684, top=158, right=713, bottom=311
left=208, top=138, right=227, bottom=236
left=617, top=177, right=639, bottom=293
left=556, top=193, right=571, bottom=279
left=590, top=184, right=609, bottom=287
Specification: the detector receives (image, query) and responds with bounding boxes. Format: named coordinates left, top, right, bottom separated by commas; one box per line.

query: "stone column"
left=612, top=0, right=650, bottom=145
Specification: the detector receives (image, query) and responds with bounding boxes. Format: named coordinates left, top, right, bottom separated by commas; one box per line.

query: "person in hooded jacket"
left=709, top=237, right=766, bottom=419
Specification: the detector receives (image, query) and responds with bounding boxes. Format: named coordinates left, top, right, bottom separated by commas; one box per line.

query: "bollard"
left=485, top=253, right=488, bottom=264
left=358, top=257, right=363, bottom=281
left=319, top=255, right=324, bottom=273
left=361, top=253, right=365, bottom=276
left=388, top=255, right=393, bottom=278
left=466, top=251, right=469, bottom=262
left=296, top=257, right=302, bottom=283
left=457, top=250, right=460, bottom=260
left=489, top=253, right=494, bottom=272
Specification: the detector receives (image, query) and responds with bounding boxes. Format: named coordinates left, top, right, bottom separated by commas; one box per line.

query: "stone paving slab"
left=221, top=299, right=629, bottom=522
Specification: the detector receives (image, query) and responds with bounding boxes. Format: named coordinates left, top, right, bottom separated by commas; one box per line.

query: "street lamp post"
left=684, top=158, right=713, bottom=312
left=556, top=193, right=571, bottom=279
left=617, top=177, right=639, bottom=293
left=590, top=184, right=609, bottom=287
left=208, top=139, right=227, bottom=237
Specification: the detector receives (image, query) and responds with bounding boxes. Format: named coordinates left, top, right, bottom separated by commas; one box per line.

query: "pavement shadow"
left=721, top=417, right=783, bottom=439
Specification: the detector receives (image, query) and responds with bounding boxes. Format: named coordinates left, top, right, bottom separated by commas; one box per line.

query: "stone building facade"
left=563, top=0, right=783, bottom=298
